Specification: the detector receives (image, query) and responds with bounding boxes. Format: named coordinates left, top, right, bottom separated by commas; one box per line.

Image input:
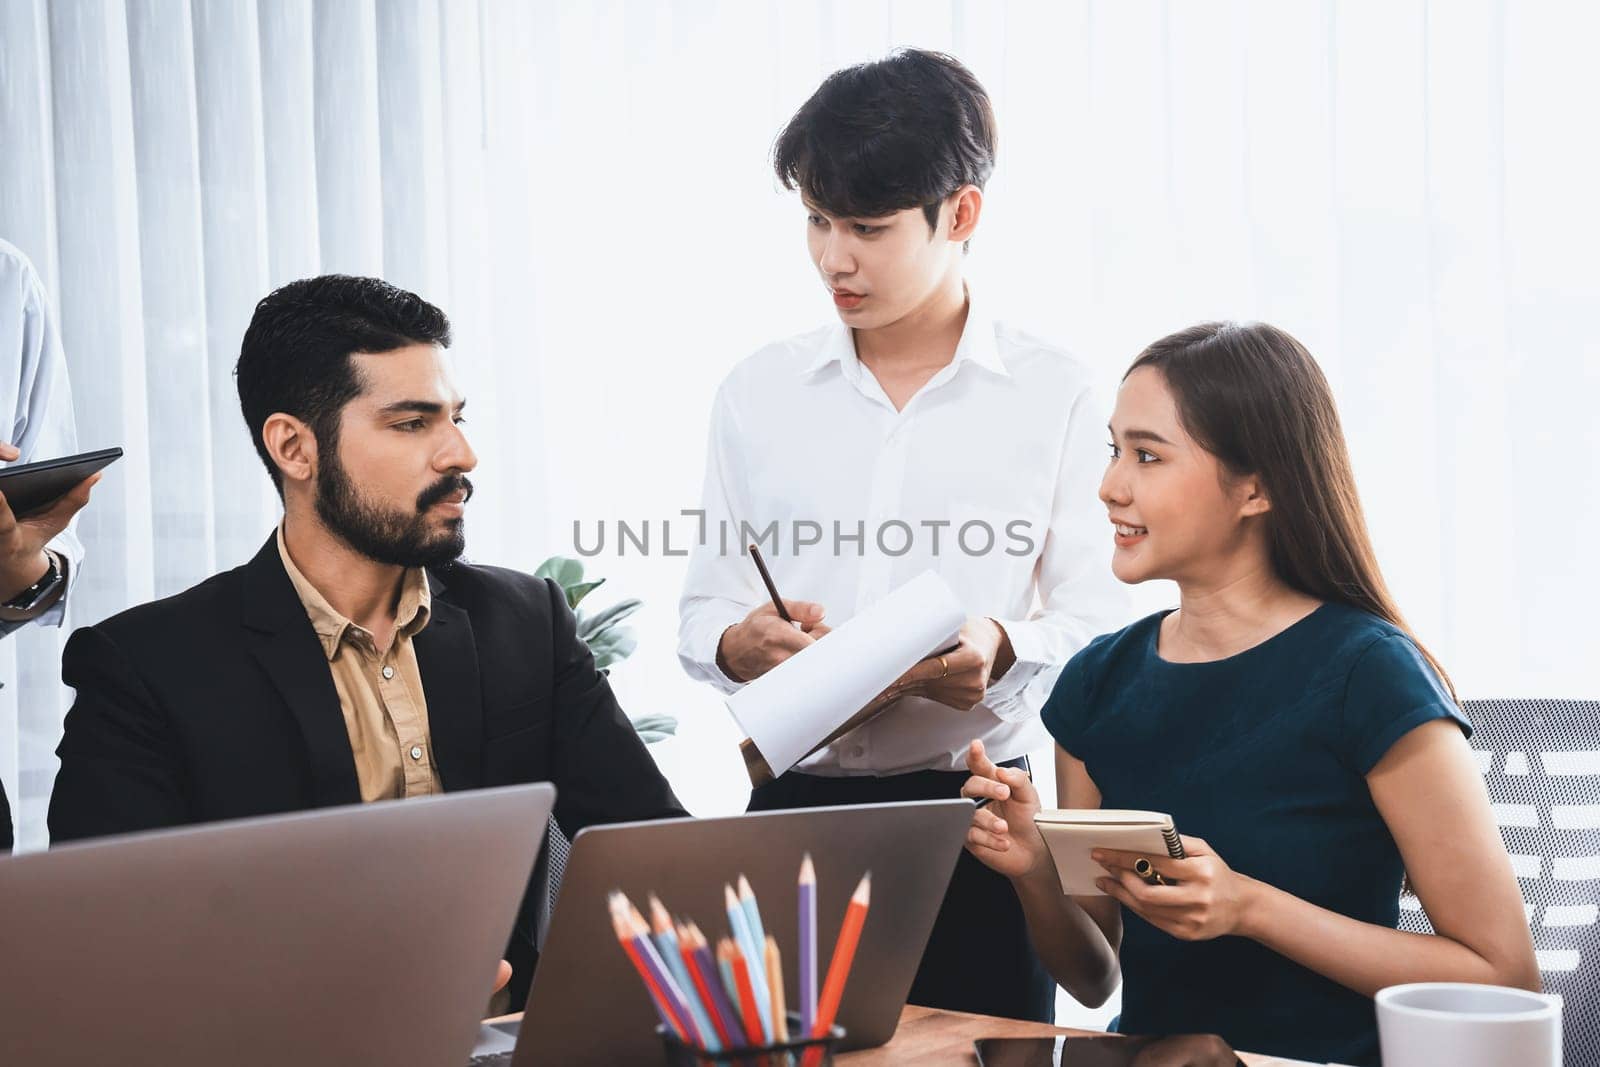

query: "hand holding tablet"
left=0, top=445, right=119, bottom=603
left=0, top=446, right=121, bottom=519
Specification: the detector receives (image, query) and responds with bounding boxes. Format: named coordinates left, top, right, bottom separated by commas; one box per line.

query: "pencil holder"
left=657, top=1013, right=845, bottom=1066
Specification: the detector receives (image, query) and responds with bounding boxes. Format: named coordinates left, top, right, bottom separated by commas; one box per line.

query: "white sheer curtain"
left=1, top=1, right=1595, bottom=873
left=0, top=0, right=550, bottom=849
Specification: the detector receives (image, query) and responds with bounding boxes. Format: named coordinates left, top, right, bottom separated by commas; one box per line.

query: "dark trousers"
left=747, top=760, right=1057, bottom=1023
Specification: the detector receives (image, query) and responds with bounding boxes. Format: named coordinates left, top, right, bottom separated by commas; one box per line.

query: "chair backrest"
left=1397, top=698, right=1599, bottom=1067
left=538, top=815, right=571, bottom=946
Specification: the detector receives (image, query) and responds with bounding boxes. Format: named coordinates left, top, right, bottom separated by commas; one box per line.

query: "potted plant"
left=533, top=556, right=677, bottom=744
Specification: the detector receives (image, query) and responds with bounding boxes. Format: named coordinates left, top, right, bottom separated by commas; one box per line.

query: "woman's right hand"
left=960, top=739, right=1050, bottom=883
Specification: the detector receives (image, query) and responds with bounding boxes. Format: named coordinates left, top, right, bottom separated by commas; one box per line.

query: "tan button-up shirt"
left=277, top=526, right=442, bottom=802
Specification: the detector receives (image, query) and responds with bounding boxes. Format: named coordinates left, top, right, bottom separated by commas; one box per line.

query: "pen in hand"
left=747, top=543, right=800, bottom=630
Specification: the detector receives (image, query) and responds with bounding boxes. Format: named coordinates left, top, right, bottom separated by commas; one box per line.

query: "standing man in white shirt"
left=677, top=51, right=1128, bottom=1022
left=1, top=238, right=96, bottom=852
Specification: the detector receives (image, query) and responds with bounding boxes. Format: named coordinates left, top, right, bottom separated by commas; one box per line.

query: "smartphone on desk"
left=975, top=1034, right=1243, bottom=1067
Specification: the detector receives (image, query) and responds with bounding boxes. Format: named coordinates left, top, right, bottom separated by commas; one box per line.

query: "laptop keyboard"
left=466, top=1054, right=515, bottom=1066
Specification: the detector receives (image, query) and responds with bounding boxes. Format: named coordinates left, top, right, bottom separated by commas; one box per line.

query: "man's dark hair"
left=235, top=274, right=451, bottom=494
left=772, top=49, right=997, bottom=235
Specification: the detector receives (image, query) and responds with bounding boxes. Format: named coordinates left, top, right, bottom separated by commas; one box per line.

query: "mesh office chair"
left=1398, top=698, right=1599, bottom=1067
left=537, top=817, right=570, bottom=947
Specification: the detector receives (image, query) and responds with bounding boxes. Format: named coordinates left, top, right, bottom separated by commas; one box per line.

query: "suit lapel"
left=414, top=571, right=485, bottom=791
left=238, top=537, right=362, bottom=809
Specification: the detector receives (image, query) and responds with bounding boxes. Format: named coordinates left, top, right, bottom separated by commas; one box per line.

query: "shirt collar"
left=276, top=523, right=432, bottom=660
left=797, top=287, right=1010, bottom=379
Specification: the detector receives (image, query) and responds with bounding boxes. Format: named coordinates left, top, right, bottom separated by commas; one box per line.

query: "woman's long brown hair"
left=1127, top=321, right=1455, bottom=698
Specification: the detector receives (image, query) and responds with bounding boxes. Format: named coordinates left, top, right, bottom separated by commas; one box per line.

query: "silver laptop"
left=0, top=783, right=556, bottom=1067
left=495, top=798, right=972, bottom=1066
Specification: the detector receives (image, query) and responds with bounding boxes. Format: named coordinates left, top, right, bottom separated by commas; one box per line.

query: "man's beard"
left=315, top=446, right=473, bottom=569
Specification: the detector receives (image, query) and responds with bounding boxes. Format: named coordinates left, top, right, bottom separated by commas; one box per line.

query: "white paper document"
left=726, top=570, right=966, bottom=778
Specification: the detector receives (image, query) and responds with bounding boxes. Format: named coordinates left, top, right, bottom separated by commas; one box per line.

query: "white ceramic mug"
left=1376, top=982, right=1563, bottom=1066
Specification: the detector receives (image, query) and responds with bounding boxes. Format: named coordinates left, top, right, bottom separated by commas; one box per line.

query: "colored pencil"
left=608, top=894, right=684, bottom=1040
left=679, top=923, right=736, bottom=1050
left=812, top=872, right=870, bottom=1037
left=725, top=883, right=773, bottom=1042
left=798, top=853, right=817, bottom=1036
left=722, top=937, right=766, bottom=1052
left=739, top=873, right=777, bottom=1042
left=716, top=949, right=742, bottom=1038
left=622, top=896, right=707, bottom=1048
left=737, top=874, right=768, bottom=948
left=651, top=896, right=719, bottom=1051
left=765, top=935, right=790, bottom=1043
left=690, top=922, right=747, bottom=1047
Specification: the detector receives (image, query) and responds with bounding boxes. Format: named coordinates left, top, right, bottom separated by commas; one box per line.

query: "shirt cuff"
left=982, top=617, right=1051, bottom=723
left=678, top=613, right=749, bottom=695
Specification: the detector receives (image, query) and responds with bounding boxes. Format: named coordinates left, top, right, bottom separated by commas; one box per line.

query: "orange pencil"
left=812, top=872, right=870, bottom=1038
left=764, top=934, right=790, bottom=1042
left=722, top=937, right=765, bottom=1051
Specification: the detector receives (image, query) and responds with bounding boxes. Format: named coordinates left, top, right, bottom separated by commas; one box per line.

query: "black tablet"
left=0, top=447, right=123, bottom=518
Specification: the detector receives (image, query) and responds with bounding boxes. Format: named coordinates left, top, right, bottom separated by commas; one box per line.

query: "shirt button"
left=382, top=665, right=395, bottom=680
left=410, top=745, right=423, bottom=761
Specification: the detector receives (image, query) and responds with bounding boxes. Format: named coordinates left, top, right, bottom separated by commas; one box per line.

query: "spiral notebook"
left=1033, top=809, right=1186, bottom=895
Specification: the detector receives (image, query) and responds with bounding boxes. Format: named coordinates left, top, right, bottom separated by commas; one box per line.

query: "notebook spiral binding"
left=1161, top=826, right=1186, bottom=859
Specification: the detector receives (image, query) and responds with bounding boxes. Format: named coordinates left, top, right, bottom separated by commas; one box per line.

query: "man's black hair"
left=235, top=274, right=451, bottom=495
left=772, top=48, right=998, bottom=234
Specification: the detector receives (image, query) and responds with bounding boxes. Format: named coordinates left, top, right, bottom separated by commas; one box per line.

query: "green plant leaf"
left=589, top=630, right=638, bottom=670
left=577, top=598, right=643, bottom=641
left=631, top=712, right=679, bottom=744
left=533, top=557, right=585, bottom=587
left=631, top=713, right=677, bottom=734
left=566, top=578, right=605, bottom=609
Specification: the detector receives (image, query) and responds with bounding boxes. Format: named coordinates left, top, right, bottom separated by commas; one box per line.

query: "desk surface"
left=834, top=1005, right=1310, bottom=1066
left=488, top=1004, right=1317, bottom=1066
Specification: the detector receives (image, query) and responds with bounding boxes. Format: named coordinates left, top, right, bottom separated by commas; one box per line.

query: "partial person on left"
left=1, top=239, right=98, bottom=854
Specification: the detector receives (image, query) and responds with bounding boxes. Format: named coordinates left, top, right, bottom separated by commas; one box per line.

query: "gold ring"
left=938, top=655, right=949, bottom=679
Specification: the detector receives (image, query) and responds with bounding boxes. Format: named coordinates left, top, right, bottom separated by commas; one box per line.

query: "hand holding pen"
left=715, top=545, right=830, bottom=683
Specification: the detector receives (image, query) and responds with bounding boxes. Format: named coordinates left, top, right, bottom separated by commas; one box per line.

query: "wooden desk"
left=833, top=1005, right=1311, bottom=1066
left=487, top=1004, right=1316, bottom=1065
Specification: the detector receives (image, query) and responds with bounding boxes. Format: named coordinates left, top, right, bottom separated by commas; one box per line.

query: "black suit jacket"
left=48, top=535, right=686, bottom=998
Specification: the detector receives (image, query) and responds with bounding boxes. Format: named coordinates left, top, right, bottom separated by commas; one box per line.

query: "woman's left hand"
left=1091, top=835, right=1258, bottom=941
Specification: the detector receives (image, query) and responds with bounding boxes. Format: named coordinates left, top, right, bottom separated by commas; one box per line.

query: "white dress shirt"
left=678, top=295, right=1130, bottom=775
left=0, top=239, right=82, bottom=636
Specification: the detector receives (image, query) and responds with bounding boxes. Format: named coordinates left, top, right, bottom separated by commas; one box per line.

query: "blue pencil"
left=724, top=882, right=773, bottom=1043
left=649, top=895, right=719, bottom=1051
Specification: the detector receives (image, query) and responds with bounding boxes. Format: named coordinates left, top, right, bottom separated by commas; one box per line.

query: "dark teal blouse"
left=1042, top=603, right=1468, bottom=1066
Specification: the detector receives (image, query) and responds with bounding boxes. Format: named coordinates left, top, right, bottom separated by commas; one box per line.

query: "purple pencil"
left=687, top=922, right=747, bottom=1047
left=626, top=901, right=707, bottom=1048
left=799, top=853, right=817, bottom=1035
left=681, top=921, right=742, bottom=1049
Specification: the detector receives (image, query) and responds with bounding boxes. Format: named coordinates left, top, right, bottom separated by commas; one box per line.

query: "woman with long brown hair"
left=960, top=322, right=1537, bottom=1065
